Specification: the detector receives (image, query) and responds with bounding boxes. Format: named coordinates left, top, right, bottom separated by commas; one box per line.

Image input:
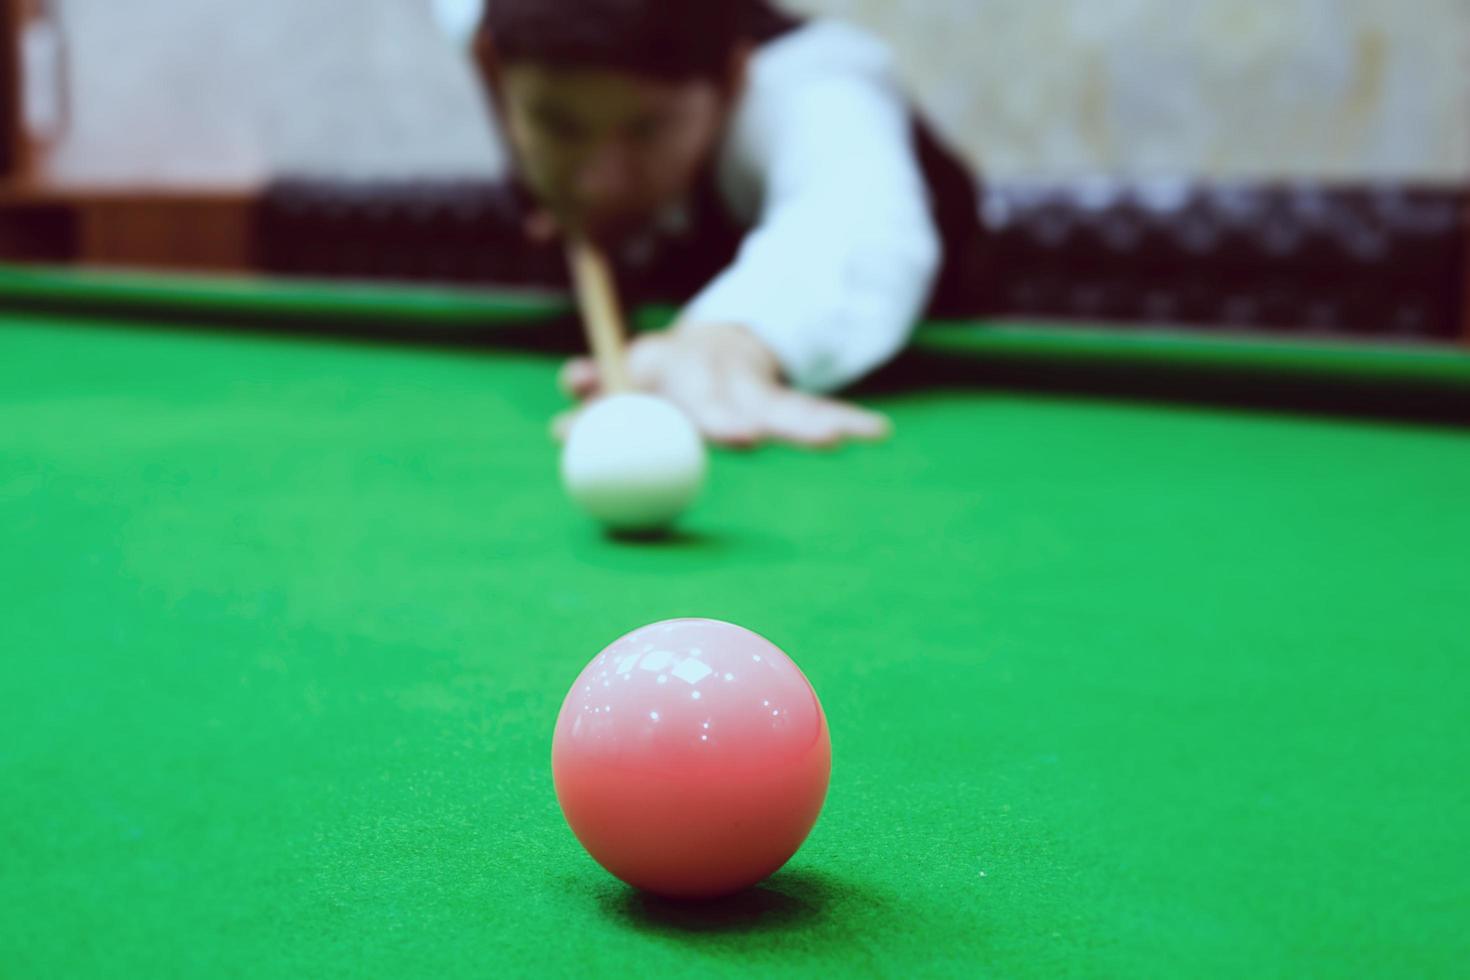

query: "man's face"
left=496, top=64, right=735, bottom=243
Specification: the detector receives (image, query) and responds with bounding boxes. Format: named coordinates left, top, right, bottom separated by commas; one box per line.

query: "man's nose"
left=575, top=142, right=637, bottom=204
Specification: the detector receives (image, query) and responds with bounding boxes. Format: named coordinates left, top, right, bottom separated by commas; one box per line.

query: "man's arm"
left=683, top=21, right=943, bottom=394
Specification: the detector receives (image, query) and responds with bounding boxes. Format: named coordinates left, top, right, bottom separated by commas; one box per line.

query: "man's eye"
left=535, top=110, right=586, bottom=143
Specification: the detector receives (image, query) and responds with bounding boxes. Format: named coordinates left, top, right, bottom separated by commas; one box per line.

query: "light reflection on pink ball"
left=552, top=619, right=831, bottom=899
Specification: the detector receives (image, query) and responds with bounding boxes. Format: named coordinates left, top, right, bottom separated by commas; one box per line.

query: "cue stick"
left=566, top=238, right=633, bottom=395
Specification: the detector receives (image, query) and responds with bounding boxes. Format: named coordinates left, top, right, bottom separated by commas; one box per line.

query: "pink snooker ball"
left=552, top=619, right=831, bottom=899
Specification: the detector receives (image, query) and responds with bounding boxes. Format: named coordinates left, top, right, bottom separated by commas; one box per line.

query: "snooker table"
left=3, top=265, right=1470, bottom=977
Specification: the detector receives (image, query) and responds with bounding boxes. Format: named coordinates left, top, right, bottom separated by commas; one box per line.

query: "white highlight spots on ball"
left=639, top=649, right=675, bottom=672
left=672, top=658, right=712, bottom=685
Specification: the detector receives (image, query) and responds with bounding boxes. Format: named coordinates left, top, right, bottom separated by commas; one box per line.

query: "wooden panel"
left=0, top=181, right=261, bottom=270
left=0, top=0, right=21, bottom=178
left=79, top=192, right=258, bottom=270
left=0, top=199, right=77, bottom=259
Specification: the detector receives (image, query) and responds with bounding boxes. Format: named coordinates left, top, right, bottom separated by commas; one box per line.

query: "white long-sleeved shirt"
left=680, top=21, right=943, bottom=394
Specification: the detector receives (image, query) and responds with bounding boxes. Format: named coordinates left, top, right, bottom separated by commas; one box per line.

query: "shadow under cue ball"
left=552, top=619, right=832, bottom=900
left=560, top=394, right=707, bottom=534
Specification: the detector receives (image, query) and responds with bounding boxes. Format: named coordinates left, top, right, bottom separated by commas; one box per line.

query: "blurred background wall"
left=49, top=0, right=503, bottom=184
left=46, top=0, right=1470, bottom=186
left=792, top=0, right=1470, bottom=182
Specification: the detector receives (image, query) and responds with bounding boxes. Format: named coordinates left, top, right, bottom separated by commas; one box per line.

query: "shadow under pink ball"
left=552, top=619, right=831, bottom=899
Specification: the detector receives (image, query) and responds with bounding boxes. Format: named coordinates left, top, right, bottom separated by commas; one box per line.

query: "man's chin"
left=570, top=213, right=655, bottom=248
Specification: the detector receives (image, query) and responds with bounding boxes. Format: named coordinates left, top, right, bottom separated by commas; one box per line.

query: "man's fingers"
left=763, top=391, right=893, bottom=448
left=691, top=400, right=762, bottom=448
left=562, top=332, right=674, bottom=403
left=626, top=334, right=674, bottom=390
left=831, top=400, right=893, bottom=442
left=679, top=394, right=762, bottom=448
left=551, top=408, right=578, bottom=442
left=559, top=358, right=601, bottom=400
left=666, top=368, right=760, bottom=448
left=762, top=392, right=843, bottom=448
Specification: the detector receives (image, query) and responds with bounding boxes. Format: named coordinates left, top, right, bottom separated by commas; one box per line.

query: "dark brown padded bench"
left=980, top=179, right=1466, bottom=340
left=255, top=177, right=1469, bottom=343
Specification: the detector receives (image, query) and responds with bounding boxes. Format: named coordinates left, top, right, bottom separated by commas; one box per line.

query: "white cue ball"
left=560, top=394, right=707, bottom=533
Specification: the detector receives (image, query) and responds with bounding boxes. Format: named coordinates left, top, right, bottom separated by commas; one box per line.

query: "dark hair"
left=480, top=0, right=753, bottom=81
